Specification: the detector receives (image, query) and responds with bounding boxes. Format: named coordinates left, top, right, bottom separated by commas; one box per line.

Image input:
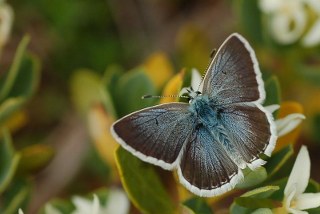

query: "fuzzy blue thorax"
left=189, top=94, right=220, bottom=129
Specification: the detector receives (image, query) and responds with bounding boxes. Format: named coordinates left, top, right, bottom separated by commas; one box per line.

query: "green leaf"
left=0, top=97, right=26, bottom=125
left=306, top=179, right=320, bottom=192
left=311, top=113, right=320, bottom=142
left=233, top=0, right=263, bottom=44
left=264, top=75, right=281, bottom=107
left=39, top=199, right=75, bottom=214
left=230, top=202, right=252, bottom=214
left=251, top=208, right=273, bottom=214
left=17, top=144, right=55, bottom=174
left=1, top=179, right=31, bottom=214
left=115, top=147, right=176, bottom=214
left=114, top=69, right=156, bottom=117
left=242, top=186, right=280, bottom=198
left=308, top=207, right=320, bottom=214
left=70, top=69, right=103, bottom=116
left=230, top=186, right=280, bottom=214
left=0, top=51, right=40, bottom=125
left=103, top=64, right=124, bottom=100
left=92, top=188, right=109, bottom=206
left=236, top=167, right=267, bottom=189
left=0, top=36, right=30, bottom=102
left=183, top=197, right=212, bottom=214
left=7, top=53, right=41, bottom=99
left=100, top=86, right=117, bottom=119
left=264, top=145, right=294, bottom=179
left=0, top=130, right=21, bottom=193
left=101, top=65, right=124, bottom=118
left=235, top=197, right=281, bottom=209
left=295, top=55, right=320, bottom=86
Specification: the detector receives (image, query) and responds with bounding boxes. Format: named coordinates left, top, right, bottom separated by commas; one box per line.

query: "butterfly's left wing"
left=219, top=103, right=277, bottom=169
left=202, top=33, right=276, bottom=169
left=111, top=103, right=194, bottom=170
left=178, top=125, right=243, bottom=197
left=202, top=33, right=264, bottom=105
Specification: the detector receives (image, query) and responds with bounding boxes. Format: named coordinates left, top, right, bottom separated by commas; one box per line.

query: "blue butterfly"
left=111, top=33, right=277, bottom=197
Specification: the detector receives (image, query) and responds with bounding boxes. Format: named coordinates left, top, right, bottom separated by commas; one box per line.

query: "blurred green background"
left=1, top=0, right=320, bottom=213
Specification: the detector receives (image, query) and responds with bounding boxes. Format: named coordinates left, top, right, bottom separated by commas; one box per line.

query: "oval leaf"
left=236, top=167, right=267, bottom=189
left=235, top=197, right=281, bottom=209
left=115, top=147, right=176, bottom=214
left=114, top=69, right=156, bottom=117
left=0, top=97, right=26, bottom=125
left=1, top=179, right=31, bottom=214
left=230, top=186, right=280, bottom=214
left=0, top=36, right=30, bottom=101
left=0, top=130, right=20, bottom=193
left=7, top=54, right=41, bottom=99
left=265, top=145, right=294, bottom=180
left=17, top=144, right=54, bottom=174
left=242, top=186, right=280, bottom=198
left=70, top=69, right=103, bottom=116
left=264, top=75, right=281, bottom=108
left=233, top=0, right=264, bottom=44
left=183, top=197, right=212, bottom=214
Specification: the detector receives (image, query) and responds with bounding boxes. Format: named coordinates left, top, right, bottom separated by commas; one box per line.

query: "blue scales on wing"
left=219, top=103, right=275, bottom=169
left=111, top=33, right=277, bottom=197
left=200, top=33, right=276, bottom=169
left=178, top=125, right=243, bottom=197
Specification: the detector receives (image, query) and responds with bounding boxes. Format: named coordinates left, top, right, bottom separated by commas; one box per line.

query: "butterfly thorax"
left=189, top=95, right=220, bottom=130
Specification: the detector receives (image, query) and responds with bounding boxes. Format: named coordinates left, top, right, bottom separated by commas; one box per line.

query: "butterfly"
left=111, top=33, right=277, bottom=197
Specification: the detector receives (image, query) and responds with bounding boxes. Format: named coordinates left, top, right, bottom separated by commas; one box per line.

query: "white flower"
left=43, top=189, right=129, bottom=214
left=275, top=113, right=305, bottom=137
left=302, top=0, right=320, bottom=46
left=71, top=195, right=100, bottom=214
left=283, top=145, right=320, bottom=213
left=179, top=68, right=203, bottom=97
left=259, top=0, right=320, bottom=47
left=18, top=209, right=24, bottom=214
left=0, top=1, right=13, bottom=52
left=72, top=190, right=129, bottom=214
left=44, top=204, right=62, bottom=214
left=238, top=154, right=320, bottom=214
left=259, top=0, right=306, bottom=44
left=265, top=105, right=305, bottom=137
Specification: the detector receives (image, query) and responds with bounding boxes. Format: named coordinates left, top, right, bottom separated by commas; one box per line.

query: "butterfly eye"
left=196, top=91, right=201, bottom=95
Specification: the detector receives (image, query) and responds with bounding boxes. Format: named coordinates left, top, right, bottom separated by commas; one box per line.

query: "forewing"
left=220, top=103, right=277, bottom=169
left=203, top=33, right=265, bottom=105
left=111, top=103, right=194, bottom=170
left=178, top=126, right=243, bottom=197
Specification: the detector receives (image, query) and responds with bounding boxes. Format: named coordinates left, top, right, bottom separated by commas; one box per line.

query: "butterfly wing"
left=219, top=103, right=276, bottom=169
left=202, top=33, right=265, bottom=105
left=178, top=125, right=243, bottom=197
left=111, top=103, right=194, bottom=170
left=202, top=33, right=276, bottom=169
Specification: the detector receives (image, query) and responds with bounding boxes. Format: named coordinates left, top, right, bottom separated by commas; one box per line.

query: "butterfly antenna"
left=141, top=94, right=189, bottom=99
left=196, top=48, right=217, bottom=91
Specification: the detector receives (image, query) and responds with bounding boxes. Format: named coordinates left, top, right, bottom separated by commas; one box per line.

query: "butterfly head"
left=186, top=87, right=202, bottom=102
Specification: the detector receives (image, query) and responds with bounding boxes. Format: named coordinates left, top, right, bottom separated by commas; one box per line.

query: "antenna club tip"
left=141, top=95, right=151, bottom=99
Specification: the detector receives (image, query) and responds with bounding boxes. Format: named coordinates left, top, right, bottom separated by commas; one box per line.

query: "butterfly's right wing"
left=111, top=103, right=195, bottom=170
